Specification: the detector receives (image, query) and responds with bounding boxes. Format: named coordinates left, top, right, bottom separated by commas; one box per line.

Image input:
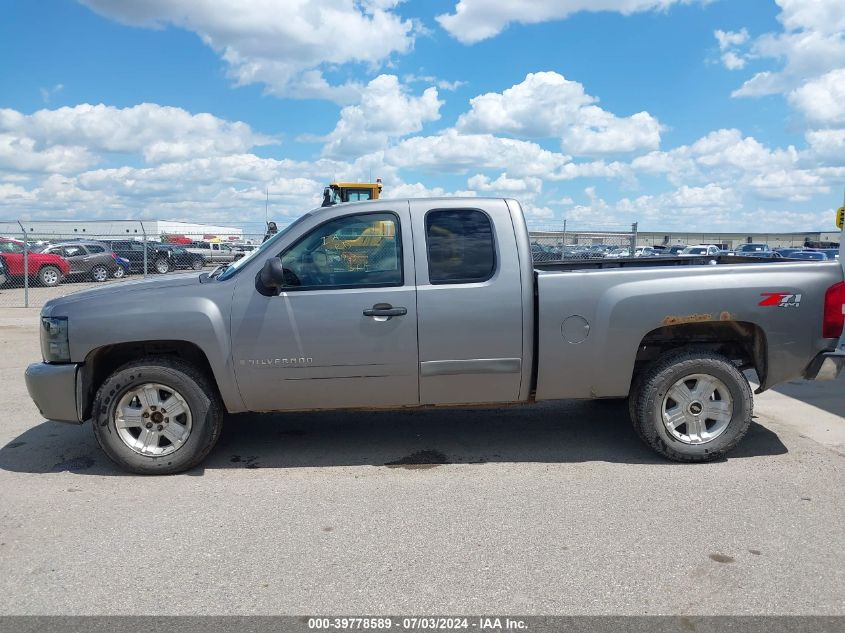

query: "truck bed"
left=531, top=258, right=843, bottom=402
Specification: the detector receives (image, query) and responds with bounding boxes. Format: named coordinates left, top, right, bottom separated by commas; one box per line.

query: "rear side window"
left=63, top=246, right=86, bottom=257
left=86, top=244, right=105, bottom=254
left=425, top=209, right=496, bottom=284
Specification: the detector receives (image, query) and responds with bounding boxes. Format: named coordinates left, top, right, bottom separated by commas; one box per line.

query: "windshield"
left=217, top=214, right=311, bottom=280
left=683, top=247, right=706, bottom=255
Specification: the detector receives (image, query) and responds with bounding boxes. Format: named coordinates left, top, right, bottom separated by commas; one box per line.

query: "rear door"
left=57, top=245, right=86, bottom=274
left=410, top=199, right=525, bottom=405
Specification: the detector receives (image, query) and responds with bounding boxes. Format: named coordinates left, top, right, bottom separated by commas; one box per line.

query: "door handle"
left=363, top=303, right=407, bottom=318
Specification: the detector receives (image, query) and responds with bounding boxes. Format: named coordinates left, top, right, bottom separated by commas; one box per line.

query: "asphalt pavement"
left=0, top=309, right=843, bottom=615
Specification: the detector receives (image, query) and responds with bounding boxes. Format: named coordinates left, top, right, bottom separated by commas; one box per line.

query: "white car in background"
left=680, top=245, right=721, bottom=257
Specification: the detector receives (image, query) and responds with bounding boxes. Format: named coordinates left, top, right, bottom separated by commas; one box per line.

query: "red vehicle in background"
left=162, top=234, right=193, bottom=245
left=0, top=238, right=70, bottom=287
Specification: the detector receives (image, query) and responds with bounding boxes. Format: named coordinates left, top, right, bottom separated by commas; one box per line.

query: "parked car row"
left=0, top=237, right=210, bottom=288
left=106, top=241, right=206, bottom=274
left=530, top=240, right=840, bottom=263
left=0, top=238, right=71, bottom=287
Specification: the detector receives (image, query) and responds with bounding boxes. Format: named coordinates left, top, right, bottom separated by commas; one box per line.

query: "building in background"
left=636, top=231, right=841, bottom=249
left=13, top=220, right=243, bottom=242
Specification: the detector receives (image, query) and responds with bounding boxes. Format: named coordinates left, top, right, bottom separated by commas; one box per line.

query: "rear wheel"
left=191, top=258, right=204, bottom=271
left=630, top=350, right=752, bottom=462
left=112, top=266, right=125, bottom=279
left=38, top=265, right=61, bottom=287
left=92, top=357, right=223, bottom=474
left=90, top=265, right=109, bottom=282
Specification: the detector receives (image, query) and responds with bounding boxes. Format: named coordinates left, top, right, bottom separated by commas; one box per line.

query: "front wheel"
left=92, top=358, right=224, bottom=474
left=630, top=350, right=753, bottom=462
left=38, top=265, right=62, bottom=287
left=154, top=257, right=171, bottom=274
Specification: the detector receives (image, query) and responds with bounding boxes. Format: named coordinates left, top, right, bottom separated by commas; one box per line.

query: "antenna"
left=265, top=188, right=269, bottom=224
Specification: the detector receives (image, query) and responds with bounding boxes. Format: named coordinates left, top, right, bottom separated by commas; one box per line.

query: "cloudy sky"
left=1, top=0, right=844, bottom=230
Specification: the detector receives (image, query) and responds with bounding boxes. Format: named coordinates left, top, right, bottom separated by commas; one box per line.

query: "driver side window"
left=280, top=212, right=402, bottom=289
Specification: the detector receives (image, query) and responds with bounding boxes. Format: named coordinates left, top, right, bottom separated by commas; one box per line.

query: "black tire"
left=191, top=258, right=204, bottom=271
left=91, top=357, right=224, bottom=475
left=90, top=264, right=109, bottom=282
left=630, top=349, right=753, bottom=462
left=154, top=257, right=171, bottom=274
left=38, top=265, right=62, bottom=287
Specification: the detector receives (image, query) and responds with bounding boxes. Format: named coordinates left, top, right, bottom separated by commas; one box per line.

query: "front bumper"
left=24, top=362, right=82, bottom=423
left=804, top=351, right=845, bottom=381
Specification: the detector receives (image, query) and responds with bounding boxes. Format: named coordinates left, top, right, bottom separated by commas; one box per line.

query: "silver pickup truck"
left=186, top=241, right=238, bottom=263
left=25, top=198, right=845, bottom=474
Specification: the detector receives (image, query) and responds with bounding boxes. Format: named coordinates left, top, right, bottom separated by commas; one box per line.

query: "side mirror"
left=256, top=258, right=286, bottom=296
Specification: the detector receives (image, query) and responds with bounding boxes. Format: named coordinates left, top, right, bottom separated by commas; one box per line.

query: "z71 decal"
left=759, top=293, right=802, bottom=308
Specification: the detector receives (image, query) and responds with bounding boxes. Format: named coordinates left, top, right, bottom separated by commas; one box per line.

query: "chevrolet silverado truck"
left=25, top=198, right=845, bottom=474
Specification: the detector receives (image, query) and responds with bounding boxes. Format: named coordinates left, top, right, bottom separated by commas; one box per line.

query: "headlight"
left=41, top=316, right=70, bottom=363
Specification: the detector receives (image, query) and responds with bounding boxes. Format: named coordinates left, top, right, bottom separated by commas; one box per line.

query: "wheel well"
left=632, top=321, right=767, bottom=390
left=80, top=340, right=217, bottom=420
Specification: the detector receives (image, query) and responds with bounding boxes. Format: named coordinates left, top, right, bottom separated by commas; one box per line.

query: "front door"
left=230, top=206, right=419, bottom=411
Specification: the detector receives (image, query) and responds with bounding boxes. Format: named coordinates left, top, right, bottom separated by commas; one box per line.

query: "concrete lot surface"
left=0, top=309, right=843, bottom=615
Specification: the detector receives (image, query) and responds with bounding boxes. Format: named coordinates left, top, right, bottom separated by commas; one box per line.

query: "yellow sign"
left=838, top=206, right=844, bottom=229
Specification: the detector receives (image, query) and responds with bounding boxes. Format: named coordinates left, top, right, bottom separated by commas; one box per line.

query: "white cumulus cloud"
left=456, top=72, right=661, bottom=156
left=0, top=103, right=274, bottom=170
left=437, top=0, right=699, bottom=44
left=788, top=68, right=845, bottom=125
left=731, top=0, right=845, bottom=99
left=79, top=0, right=416, bottom=102
left=322, top=75, right=443, bottom=158
left=806, top=128, right=845, bottom=163
left=714, top=29, right=750, bottom=70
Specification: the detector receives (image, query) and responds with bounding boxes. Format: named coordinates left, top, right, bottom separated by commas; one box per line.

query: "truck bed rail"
left=534, top=255, right=798, bottom=272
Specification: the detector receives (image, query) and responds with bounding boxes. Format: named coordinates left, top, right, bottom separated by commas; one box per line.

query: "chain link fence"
left=0, top=218, right=640, bottom=307
left=0, top=220, right=269, bottom=308
left=529, top=222, right=638, bottom=263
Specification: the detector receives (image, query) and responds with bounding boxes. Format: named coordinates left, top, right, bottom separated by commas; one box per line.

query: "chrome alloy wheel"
left=661, top=373, right=733, bottom=445
left=91, top=266, right=108, bottom=282
left=41, top=268, right=59, bottom=285
left=114, top=383, right=193, bottom=457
